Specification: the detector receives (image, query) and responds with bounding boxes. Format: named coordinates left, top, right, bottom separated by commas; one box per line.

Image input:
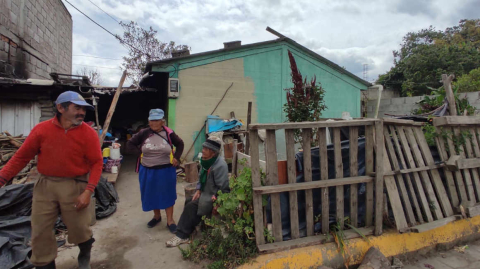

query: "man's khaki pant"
left=31, top=174, right=92, bottom=266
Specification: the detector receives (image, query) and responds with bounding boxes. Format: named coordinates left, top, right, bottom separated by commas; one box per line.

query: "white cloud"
left=63, top=0, right=478, bottom=86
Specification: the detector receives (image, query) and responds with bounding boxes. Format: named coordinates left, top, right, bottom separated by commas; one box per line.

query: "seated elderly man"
left=166, top=136, right=229, bottom=247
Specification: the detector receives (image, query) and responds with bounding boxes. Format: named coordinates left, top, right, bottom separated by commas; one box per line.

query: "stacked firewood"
left=0, top=132, right=36, bottom=185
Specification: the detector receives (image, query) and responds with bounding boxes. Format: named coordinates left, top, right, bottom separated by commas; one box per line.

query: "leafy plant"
left=412, top=85, right=476, bottom=115
left=179, top=161, right=267, bottom=269
left=284, top=50, right=327, bottom=145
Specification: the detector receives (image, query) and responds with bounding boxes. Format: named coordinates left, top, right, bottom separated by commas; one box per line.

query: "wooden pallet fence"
left=383, top=119, right=455, bottom=233
left=433, top=116, right=480, bottom=217
left=248, top=119, right=383, bottom=253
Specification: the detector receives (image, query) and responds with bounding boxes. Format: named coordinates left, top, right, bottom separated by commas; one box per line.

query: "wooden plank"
left=254, top=176, right=374, bottom=194
left=433, top=116, right=480, bottom=127
left=265, top=130, right=282, bottom=242
left=384, top=127, right=416, bottom=226
left=285, top=129, right=299, bottom=239
left=318, top=128, right=329, bottom=234
left=396, top=126, right=433, bottom=222
left=457, top=133, right=480, bottom=203
left=457, top=158, right=480, bottom=169
left=349, top=127, right=359, bottom=227
left=100, top=70, right=127, bottom=144
left=444, top=127, right=469, bottom=204
left=365, top=125, right=374, bottom=227
left=436, top=133, right=460, bottom=207
left=453, top=127, right=476, bottom=203
left=185, top=162, right=199, bottom=183
left=245, top=101, right=252, bottom=155
left=249, top=119, right=377, bottom=130
left=374, top=120, right=384, bottom=235
left=383, top=144, right=409, bottom=231
left=383, top=164, right=446, bottom=176
left=257, top=227, right=374, bottom=254
left=249, top=130, right=265, bottom=245
left=469, top=128, right=480, bottom=202
left=302, top=128, right=314, bottom=237
left=333, top=128, right=344, bottom=229
left=410, top=215, right=462, bottom=233
left=413, top=127, right=454, bottom=217
left=466, top=204, right=480, bottom=217
left=404, top=127, right=444, bottom=220
left=383, top=118, right=425, bottom=126
left=442, top=74, right=457, bottom=116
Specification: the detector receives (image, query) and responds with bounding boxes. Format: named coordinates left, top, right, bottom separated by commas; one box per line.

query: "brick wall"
left=0, top=0, right=72, bottom=79
left=367, top=91, right=480, bottom=118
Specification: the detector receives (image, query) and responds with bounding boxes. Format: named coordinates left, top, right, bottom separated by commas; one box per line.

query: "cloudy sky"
left=63, top=0, right=480, bottom=86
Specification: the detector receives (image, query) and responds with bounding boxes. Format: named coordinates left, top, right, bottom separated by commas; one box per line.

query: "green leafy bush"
left=179, top=162, right=268, bottom=269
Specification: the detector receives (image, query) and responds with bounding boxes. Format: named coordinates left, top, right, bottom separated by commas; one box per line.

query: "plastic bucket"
left=110, top=147, right=121, bottom=160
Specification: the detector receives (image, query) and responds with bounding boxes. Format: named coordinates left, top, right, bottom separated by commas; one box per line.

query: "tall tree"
left=77, top=67, right=102, bottom=85
left=116, top=21, right=189, bottom=85
left=377, top=19, right=480, bottom=96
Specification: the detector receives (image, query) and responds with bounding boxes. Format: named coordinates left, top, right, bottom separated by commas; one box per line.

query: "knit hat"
left=203, top=136, right=222, bottom=153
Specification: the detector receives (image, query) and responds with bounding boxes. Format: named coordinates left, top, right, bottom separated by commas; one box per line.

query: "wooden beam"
left=99, top=70, right=127, bottom=144
left=285, top=129, right=300, bottom=239
left=318, top=128, right=330, bottom=234
left=253, top=176, right=373, bottom=194
left=245, top=101, right=252, bottom=155
left=302, top=128, right=314, bottom=236
left=249, top=130, right=265, bottom=246
left=249, top=119, right=377, bottom=130
left=265, top=130, right=282, bottom=242
left=374, top=120, right=385, bottom=235
left=433, top=116, right=480, bottom=127
left=383, top=118, right=424, bottom=126
left=257, top=227, right=374, bottom=254
left=457, top=158, right=480, bottom=170
left=442, top=74, right=457, bottom=116
left=410, top=215, right=462, bottom=233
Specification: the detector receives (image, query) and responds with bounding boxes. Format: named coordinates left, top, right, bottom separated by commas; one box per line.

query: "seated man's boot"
left=35, top=260, right=56, bottom=269
left=78, top=238, right=95, bottom=269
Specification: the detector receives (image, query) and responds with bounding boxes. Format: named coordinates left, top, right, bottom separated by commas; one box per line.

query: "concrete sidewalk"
left=403, top=241, right=480, bottom=269
left=56, top=156, right=201, bottom=269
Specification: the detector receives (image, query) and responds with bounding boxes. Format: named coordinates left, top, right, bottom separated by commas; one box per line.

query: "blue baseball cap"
left=148, top=109, right=164, bottom=120
left=55, top=91, right=94, bottom=110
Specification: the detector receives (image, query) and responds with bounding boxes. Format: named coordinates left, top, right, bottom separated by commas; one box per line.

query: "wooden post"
left=442, top=74, right=456, bottom=116
left=185, top=162, right=199, bottom=183
left=374, top=120, right=384, bottom=236
left=99, top=70, right=127, bottom=144
left=245, top=102, right=252, bottom=155
left=93, top=97, right=100, bottom=136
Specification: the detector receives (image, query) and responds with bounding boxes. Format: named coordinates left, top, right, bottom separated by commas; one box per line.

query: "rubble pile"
left=0, top=132, right=36, bottom=185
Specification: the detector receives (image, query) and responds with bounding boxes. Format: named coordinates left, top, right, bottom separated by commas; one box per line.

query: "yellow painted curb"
left=239, top=216, right=480, bottom=269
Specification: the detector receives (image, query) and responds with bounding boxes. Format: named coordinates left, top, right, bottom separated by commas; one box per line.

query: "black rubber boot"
left=78, top=237, right=95, bottom=269
left=35, top=260, right=56, bottom=269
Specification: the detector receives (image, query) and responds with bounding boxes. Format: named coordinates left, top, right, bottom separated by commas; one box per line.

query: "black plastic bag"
left=94, top=177, right=119, bottom=219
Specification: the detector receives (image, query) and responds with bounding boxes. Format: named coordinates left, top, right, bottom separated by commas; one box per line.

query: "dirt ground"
left=55, top=156, right=202, bottom=269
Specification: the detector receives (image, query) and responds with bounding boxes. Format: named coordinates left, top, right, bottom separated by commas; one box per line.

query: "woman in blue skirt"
left=127, top=109, right=184, bottom=233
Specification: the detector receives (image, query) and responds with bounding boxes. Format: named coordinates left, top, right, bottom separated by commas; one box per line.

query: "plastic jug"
left=109, top=147, right=121, bottom=160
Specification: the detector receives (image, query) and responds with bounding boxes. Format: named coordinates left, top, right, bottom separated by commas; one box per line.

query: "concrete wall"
left=367, top=91, right=480, bottom=118
left=0, top=0, right=72, bottom=79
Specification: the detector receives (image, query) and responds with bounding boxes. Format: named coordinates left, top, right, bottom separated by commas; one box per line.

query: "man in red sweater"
left=0, top=91, right=103, bottom=269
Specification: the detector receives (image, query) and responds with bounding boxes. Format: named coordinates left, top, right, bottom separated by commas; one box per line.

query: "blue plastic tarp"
left=206, top=115, right=242, bottom=133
